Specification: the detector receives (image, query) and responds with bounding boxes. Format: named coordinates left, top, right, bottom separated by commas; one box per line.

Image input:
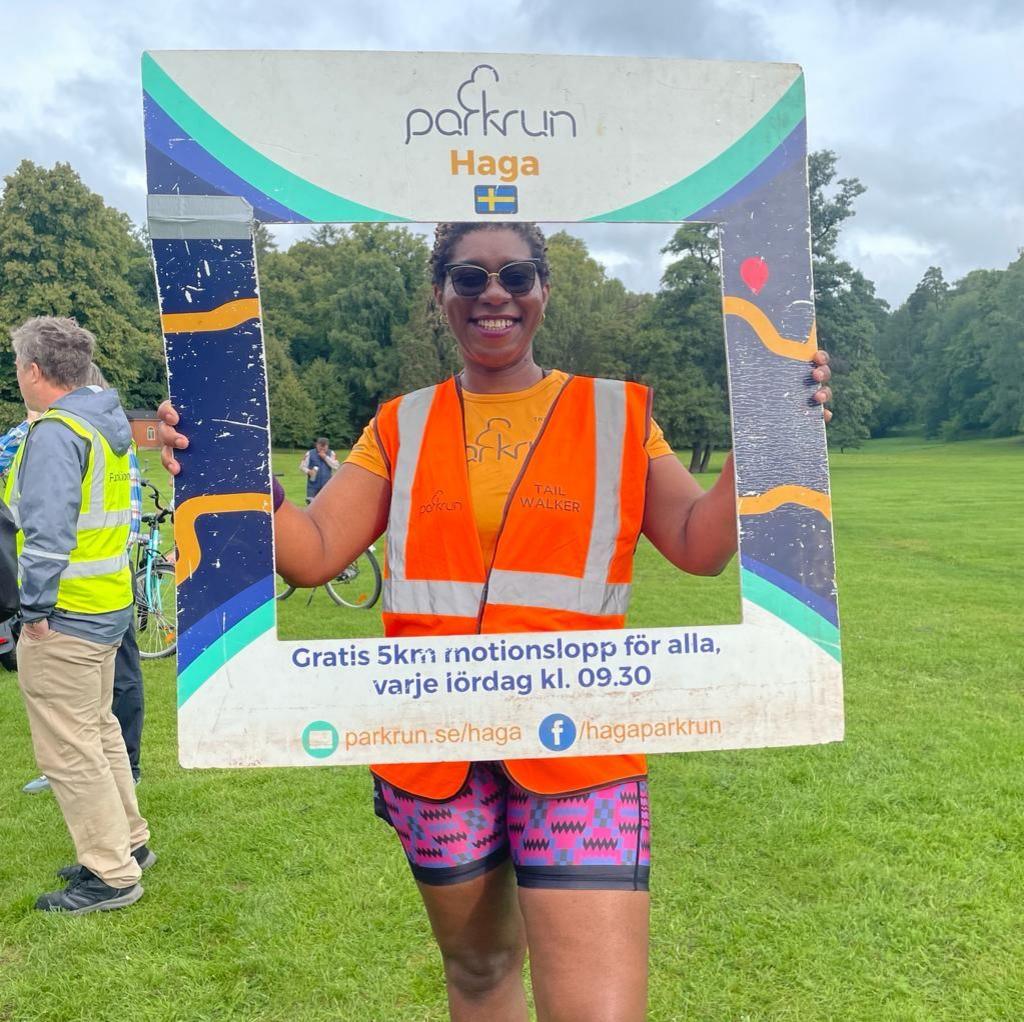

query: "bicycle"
left=133, top=480, right=177, bottom=659
left=276, top=544, right=382, bottom=610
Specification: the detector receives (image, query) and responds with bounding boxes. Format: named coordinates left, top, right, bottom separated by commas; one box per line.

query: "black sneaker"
left=56, top=844, right=157, bottom=883
left=35, top=868, right=143, bottom=915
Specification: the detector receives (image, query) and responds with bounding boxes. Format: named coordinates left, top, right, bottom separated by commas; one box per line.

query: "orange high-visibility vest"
left=372, top=374, right=652, bottom=798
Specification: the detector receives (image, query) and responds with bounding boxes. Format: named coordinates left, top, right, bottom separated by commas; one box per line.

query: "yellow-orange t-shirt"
left=347, top=371, right=673, bottom=567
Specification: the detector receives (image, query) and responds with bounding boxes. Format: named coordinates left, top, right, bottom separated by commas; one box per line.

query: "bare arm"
left=274, top=463, right=390, bottom=586
left=641, top=452, right=737, bottom=576
left=157, top=401, right=390, bottom=588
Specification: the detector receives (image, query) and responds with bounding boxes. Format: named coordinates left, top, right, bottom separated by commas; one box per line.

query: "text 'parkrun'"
left=290, top=632, right=723, bottom=702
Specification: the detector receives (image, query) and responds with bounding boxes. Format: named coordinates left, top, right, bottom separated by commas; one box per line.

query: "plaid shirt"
left=0, top=419, right=29, bottom=477
left=128, top=445, right=142, bottom=548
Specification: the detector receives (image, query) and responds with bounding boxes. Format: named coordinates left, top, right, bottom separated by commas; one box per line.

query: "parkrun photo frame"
left=142, top=50, right=843, bottom=768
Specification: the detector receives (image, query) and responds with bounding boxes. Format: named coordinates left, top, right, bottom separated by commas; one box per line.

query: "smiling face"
left=434, top=228, right=549, bottom=388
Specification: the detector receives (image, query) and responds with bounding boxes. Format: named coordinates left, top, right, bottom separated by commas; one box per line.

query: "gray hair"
left=85, top=362, right=109, bottom=389
left=11, top=316, right=96, bottom=389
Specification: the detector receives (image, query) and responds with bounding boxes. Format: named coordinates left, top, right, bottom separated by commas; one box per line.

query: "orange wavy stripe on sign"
left=174, top=492, right=272, bottom=584
left=723, top=296, right=817, bottom=360
left=161, top=298, right=261, bottom=334
left=738, top=486, right=832, bottom=521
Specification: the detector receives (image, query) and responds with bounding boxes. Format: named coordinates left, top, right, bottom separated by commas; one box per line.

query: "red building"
left=126, top=410, right=161, bottom=450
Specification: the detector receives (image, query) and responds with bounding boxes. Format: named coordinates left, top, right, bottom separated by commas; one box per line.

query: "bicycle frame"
left=142, top=521, right=164, bottom=614
left=136, top=480, right=175, bottom=615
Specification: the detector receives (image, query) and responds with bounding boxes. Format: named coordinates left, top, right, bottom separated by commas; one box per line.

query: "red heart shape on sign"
left=740, top=257, right=769, bottom=295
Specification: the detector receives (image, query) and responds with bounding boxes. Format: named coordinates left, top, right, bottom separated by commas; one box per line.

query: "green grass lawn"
left=1, top=437, right=1021, bottom=1021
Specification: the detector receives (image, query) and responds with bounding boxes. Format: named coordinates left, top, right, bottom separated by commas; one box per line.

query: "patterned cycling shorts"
left=373, top=762, right=650, bottom=890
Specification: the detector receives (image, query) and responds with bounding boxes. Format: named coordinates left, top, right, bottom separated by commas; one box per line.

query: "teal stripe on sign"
left=177, top=599, right=276, bottom=708
left=588, top=76, right=806, bottom=222
left=142, top=54, right=407, bottom=224
left=741, top=568, right=841, bottom=663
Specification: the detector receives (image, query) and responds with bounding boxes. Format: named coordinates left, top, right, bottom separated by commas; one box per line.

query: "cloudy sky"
left=2, top=0, right=1021, bottom=307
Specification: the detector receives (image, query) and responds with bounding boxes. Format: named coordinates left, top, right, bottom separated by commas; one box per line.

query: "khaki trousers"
left=17, top=629, right=150, bottom=888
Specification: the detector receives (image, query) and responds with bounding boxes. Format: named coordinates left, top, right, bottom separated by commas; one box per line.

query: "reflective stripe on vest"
left=382, top=577, right=484, bottom=618
left=383, top=572, right=631, bottom=618
left=487, top=569, right=631, bottom=617
left=386, top=384, right=438, bottom=582
left=79, top=509, right=132, bottom=529
left=61, top=552, right=130, bottom=579
left=586, top=378, right=627, bottom=582
left=4, top=408, right=133, bottom=614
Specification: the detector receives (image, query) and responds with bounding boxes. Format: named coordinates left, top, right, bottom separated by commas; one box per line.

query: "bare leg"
left=519, top=887, right=649, bottom=1022
left=417, top=861, right=529, bottom=1022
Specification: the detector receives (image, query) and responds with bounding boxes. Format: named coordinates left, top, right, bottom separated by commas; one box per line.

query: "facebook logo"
left=538, top=713, right=577, bottom=751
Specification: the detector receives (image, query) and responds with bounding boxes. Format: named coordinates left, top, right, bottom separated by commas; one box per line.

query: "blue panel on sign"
left=151, top=239, right=260, bottom=315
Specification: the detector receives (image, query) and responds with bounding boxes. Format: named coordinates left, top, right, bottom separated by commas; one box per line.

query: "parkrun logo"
left=404, top=64, right=579, bottom=145
left=538, top=713, right=578, bottom=752
left=418, top=489, right=463, bottom=514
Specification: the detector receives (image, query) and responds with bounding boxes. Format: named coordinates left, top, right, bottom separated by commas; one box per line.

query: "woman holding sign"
left=160, top=222, right=830, bottom=1021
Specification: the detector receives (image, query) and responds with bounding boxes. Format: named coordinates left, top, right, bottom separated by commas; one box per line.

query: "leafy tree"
left=878, top=254, right=1024, bottom=440
left=0, top=161, right=164, bottom=408
left=809, top=151, right=866, bottom=260
left=633, top=318, right=729, bottom=471
left=980, top=253, right=1024, bottom=435
left=872, top=266, right=947, bottom=435
left=257, top=225, right=432, bottom=431
left=814, top=262, right=887, bottom=451
left=636, top=224, right=730, bottom=468
left=918, top=270, right=1000, bottom=439
left=301, top=357, right=354, bottom=446
left=808, top=150, right=888, bottom=450
left=253, top=222, right=278, bottom=261
left=392, top=283, right=461, bottom=394
left=535, top=231, right=631, bottom=379
left=0, top=398, right=26, bottom=431
left=265, top=333, right=316, bottom=446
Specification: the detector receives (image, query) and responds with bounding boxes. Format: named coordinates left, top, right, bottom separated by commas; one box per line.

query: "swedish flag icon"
left=474, top=185, right=518, bottom=214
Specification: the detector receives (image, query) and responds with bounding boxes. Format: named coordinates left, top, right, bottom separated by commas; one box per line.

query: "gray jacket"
left=16, top=387, right=133, bottom=645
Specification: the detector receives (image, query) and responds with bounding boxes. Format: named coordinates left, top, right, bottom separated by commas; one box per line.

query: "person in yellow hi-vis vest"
left=8, top=317, right=155, bottom=915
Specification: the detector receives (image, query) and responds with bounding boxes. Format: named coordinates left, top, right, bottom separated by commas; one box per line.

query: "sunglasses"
left=444, top=259, right=542, bottom=298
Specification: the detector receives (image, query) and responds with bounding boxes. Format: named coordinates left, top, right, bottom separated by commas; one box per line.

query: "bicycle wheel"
left=134, top=562, right=178, bottom=660
left=326, top=549, right=382, bottom=609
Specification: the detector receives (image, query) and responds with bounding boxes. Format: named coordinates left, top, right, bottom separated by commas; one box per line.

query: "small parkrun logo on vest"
left=418, top=489, right=463, bottom=514
left=538, top=713, right=577, bottom=752
left=301, top=720, right=339, bottom=759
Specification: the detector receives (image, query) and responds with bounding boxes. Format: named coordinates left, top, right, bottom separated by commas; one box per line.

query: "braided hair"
left=430, top=222, right=550, bottom=290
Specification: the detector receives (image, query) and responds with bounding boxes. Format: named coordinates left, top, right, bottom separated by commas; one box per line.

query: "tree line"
left=0, top=157, right=1020, bottom=460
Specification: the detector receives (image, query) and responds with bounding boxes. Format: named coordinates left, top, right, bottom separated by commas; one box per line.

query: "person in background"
left=22, top=364, right=148, bottom=796
left=0, top=408, right=39, bottom=477
left=299, top=436, right=339, bottom=504
left=9, top=318, right=154, bottom=914
left=20, top=364, right=147, bottom=794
